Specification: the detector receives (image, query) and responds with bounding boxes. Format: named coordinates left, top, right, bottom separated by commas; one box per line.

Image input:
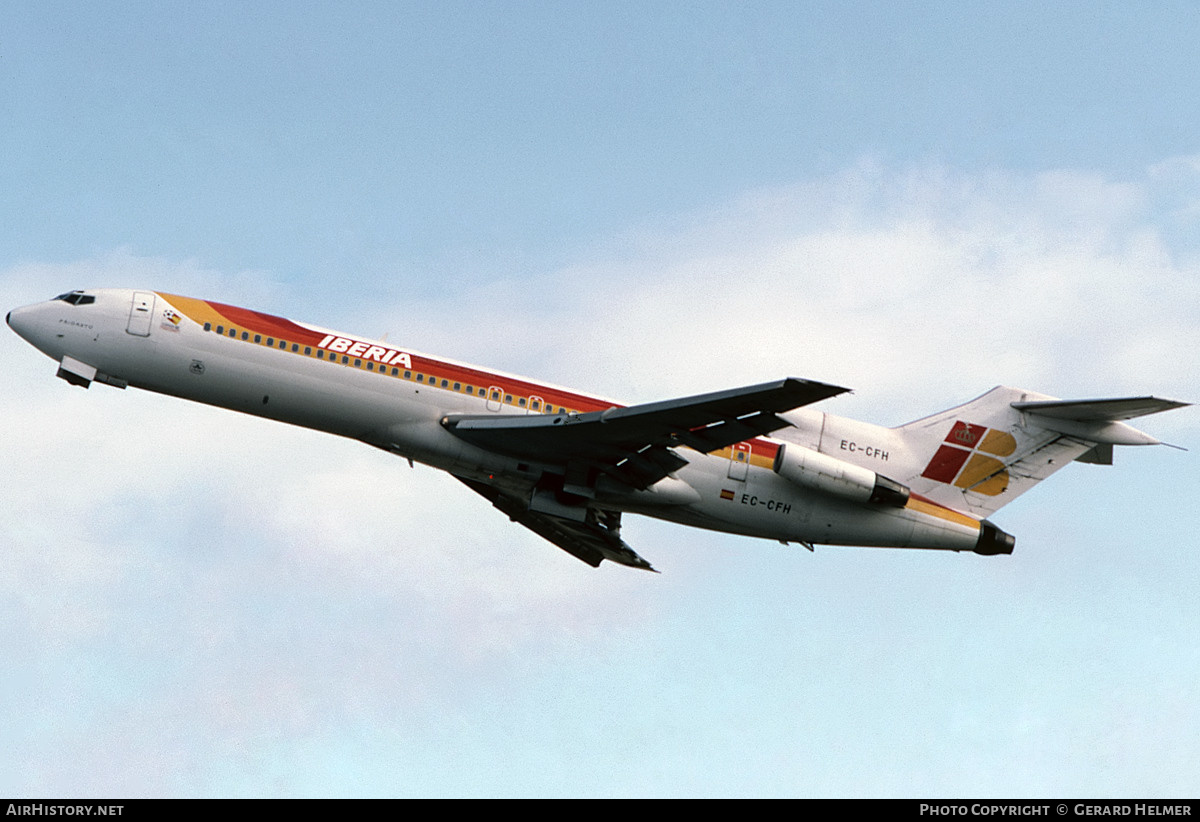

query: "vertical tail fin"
left=893, top=387, right=1188, bottom=518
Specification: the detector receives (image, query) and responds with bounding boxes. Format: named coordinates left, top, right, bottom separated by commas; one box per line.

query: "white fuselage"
left=8, top=288, right=994, bottom=556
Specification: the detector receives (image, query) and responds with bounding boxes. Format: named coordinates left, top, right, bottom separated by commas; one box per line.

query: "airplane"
left=7, top=288, right=1189, bottom=571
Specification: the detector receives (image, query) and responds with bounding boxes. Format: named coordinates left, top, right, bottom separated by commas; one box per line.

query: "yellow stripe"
left=906, top=496, right=980, bottom=529
left=157, top=293, right=229, bottom=328
left=712, top=446, right=776, bottom=469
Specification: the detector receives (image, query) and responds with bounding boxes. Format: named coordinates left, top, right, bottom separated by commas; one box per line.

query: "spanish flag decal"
left=720, top=489, right=736, bottom=501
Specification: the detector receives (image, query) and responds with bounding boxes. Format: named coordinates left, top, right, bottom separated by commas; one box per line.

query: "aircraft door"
left=527, top=395, right=544, bottom=415
left=126, top=292, right=155, bottom=337
left=728, top=442, right=750, bottom=481
left=486, top=385, right=504, bottom=412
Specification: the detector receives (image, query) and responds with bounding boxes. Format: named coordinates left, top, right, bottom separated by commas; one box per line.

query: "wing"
left=456, top=477, right=656, bottom=571
left=443, top=377, right=848, bottom=490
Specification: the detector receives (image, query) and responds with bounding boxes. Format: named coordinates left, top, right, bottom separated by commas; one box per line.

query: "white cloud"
left=420, top=161, right=1197, bottom=422
left=3, top=159, right=1197, bottom=796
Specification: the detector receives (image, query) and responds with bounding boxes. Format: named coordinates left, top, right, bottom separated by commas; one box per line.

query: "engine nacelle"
left=772, top=443, right=910, bottom=507
left=974, top=521, right=1016, bottom=555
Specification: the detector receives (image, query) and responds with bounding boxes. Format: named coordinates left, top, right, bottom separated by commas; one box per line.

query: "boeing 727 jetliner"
left=7, top=289, right=1189, bottom=571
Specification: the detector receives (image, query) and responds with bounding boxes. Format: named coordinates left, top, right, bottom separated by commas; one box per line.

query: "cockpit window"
left=53, top=291, right=95, bottom=306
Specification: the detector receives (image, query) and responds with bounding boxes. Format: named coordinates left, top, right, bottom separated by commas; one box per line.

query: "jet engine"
left=772, top=443, right=910, bottom=507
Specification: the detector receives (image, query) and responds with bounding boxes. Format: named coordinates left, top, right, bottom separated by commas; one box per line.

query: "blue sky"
left=2, top=2, right=1199, bottom=797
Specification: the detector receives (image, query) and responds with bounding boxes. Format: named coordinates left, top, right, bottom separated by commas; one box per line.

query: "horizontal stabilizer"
left=1013, top=395, right=1190, bottom=447
left=1011, top=396, right=1190, bottom=421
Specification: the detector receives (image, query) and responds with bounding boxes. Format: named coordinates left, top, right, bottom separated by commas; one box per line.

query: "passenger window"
left=254, top=334, right=262, bottom=343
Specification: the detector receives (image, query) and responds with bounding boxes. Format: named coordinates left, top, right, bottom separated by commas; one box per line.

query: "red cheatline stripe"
left=207, top=301, right=326, bottom=344
left=755, top=440, right=779, bottom=459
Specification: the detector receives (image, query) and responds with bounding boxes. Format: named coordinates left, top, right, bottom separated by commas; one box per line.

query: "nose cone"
left=7, top=303, right=39, bottom=344
left=7, top=302, right=59, bottom=359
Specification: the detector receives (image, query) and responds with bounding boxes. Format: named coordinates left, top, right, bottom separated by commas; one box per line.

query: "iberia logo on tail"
left=920, top=421, right=1017, bottom=496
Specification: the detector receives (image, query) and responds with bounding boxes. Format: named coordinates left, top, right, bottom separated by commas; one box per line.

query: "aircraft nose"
left=7, top=304, right=37, bottom=343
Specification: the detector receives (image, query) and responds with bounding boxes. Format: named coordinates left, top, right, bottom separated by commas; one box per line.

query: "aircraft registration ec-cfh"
left=8, top=289, right=1189, bottom=571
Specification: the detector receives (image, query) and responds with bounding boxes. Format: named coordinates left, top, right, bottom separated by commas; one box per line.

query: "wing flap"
left=457, top=477, right=656, bottom=571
